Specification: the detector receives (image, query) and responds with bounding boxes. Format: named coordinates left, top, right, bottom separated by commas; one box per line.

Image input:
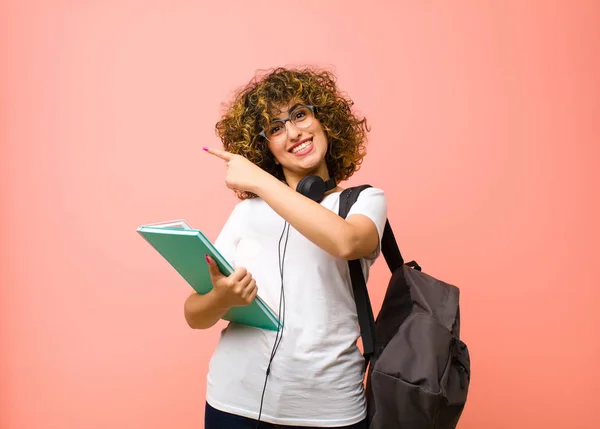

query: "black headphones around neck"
left=296, top=175, right=337, bottom=203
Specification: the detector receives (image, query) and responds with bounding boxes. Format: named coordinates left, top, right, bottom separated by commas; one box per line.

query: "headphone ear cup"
left=296, top=176, right=309, bottom=195
left=296, top=176, right=326, bottom=202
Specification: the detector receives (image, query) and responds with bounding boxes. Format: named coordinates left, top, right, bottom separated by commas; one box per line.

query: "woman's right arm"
left=183, top=255, right=258, bottom=329
left=184, top=290, right=231, bottom=329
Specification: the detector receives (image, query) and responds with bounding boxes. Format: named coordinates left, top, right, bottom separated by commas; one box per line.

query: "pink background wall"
left=2, top=1, right=599, bottom=428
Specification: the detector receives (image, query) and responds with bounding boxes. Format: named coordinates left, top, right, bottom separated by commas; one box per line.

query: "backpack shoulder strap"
left=338, top=185, right=372, bottom=218
left=338, top=185, right=408, bottom=364
left=339, top=186, right=376, bottom=362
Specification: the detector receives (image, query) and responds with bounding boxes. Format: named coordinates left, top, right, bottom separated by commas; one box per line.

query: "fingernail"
left=205, top=254, right=210, bottom=264
left=202, top=147, right=209, bottom=152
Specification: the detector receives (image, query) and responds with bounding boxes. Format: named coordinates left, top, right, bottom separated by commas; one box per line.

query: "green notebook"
left=137, top=219, right=280, bottom=331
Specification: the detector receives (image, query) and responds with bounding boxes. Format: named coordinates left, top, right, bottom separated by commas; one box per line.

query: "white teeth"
left=291, top=140, right=312, bottom=154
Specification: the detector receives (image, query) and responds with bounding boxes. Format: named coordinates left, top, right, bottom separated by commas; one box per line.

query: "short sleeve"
left=345, top=187, right=388, bottom=260
left=213, top=201, right=246, bottom=268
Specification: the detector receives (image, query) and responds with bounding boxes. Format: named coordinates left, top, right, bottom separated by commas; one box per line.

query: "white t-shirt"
left=206, top=187, right=387, bottom=427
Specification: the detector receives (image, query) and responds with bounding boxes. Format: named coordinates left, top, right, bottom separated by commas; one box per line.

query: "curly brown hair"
left=215, top=66, right=369, bottom=199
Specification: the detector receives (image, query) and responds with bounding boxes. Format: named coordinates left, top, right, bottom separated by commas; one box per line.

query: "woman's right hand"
left=205, top=255, right=258, bottom=308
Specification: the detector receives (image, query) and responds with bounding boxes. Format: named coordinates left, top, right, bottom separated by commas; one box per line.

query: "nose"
left=285, top=120, right=302, bottom=141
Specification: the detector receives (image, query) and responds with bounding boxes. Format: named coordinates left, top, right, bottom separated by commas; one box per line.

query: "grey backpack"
left=339, top=185, right=471, bottom=429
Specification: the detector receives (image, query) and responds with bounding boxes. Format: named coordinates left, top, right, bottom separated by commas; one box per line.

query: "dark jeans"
left=205, top=402, right=368, bottom=429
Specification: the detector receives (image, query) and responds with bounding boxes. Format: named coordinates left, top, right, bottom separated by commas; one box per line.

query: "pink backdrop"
left=2, top=1, right=599, bottom=428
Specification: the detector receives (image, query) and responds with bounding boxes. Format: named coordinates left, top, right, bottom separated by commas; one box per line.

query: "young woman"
left=184, top=67, right=387, bottom=429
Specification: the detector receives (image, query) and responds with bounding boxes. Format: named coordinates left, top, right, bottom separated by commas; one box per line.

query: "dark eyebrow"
left=287, top=103, right=303, bottom=114
left=272, top=103, right=303, bottom=121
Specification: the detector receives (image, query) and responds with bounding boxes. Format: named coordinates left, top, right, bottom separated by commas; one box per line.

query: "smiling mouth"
left=289, top=138, right=313, bottom=154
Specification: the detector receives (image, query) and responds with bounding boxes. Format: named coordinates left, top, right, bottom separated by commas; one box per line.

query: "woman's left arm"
left=254, top=177, right=379, bottom=260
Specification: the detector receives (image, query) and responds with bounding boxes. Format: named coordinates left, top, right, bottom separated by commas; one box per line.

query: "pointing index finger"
left=203, top=147, right=232, bottom=161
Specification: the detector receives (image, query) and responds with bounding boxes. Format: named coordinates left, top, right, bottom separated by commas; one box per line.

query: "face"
left=264, top=102, right=329, bottom=183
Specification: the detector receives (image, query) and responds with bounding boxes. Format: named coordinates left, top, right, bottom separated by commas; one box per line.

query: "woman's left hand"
left=203, top=146, right=271, bottom=194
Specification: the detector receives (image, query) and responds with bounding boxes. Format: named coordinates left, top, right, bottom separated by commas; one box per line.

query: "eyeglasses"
left=259, top=105, right=316, bottom=144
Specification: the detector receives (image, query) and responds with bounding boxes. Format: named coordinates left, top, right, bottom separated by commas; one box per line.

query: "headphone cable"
left=255, top=220, right=289, bottom=428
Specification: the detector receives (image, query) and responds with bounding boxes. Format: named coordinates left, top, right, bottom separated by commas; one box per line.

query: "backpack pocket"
left=369, top=368, right=443, bottom=429
left=442, top=337, right=470, bottom=406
